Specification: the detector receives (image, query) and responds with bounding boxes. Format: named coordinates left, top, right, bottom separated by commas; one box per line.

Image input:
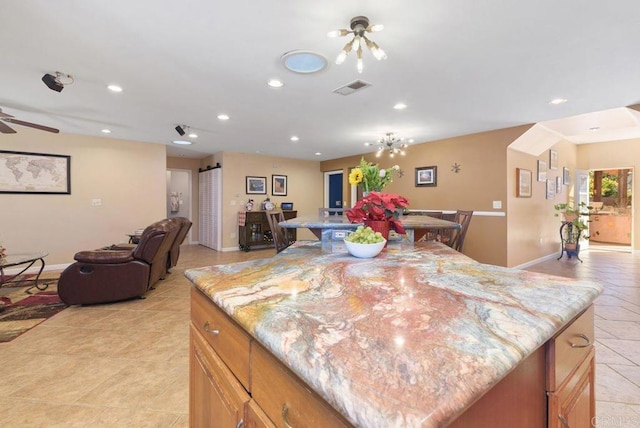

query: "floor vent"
left=333, top=80, right=372, bottom=96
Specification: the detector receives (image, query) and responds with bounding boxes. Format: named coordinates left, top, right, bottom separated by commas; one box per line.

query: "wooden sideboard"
left=190, top=286, right=595, bottom=427
left=239, top=210, right=297, bottom=252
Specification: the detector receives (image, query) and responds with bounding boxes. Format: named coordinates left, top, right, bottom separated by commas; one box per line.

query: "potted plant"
left=553, top=201, right=597, bottom=253
left=345, top=192, right=410, bottom=239
left=553, top=201, right=590, bottom=222
left=348, top=157, right=400, bottom=193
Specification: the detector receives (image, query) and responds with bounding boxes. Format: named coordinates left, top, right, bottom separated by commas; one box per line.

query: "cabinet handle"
left=282, top=404, right=294, bottom=428
left=569, top=333, right=591, bottom=348
left=203, top=321, right=219, bottom=335
left=236, top=419, right=243, bottom=428
left=558, top=414, right=569, bottom=427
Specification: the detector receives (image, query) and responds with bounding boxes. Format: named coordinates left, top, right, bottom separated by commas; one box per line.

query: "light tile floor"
left=526, top=246, right=640, bottom=428
left=0, top=244, right=638, bottom=427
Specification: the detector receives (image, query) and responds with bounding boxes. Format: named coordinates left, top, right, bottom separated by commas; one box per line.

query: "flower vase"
left=365, top=220, right=390, bottom=246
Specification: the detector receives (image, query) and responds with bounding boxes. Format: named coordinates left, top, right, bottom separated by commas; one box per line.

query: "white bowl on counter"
left=343, top=238, right=386, bottom=258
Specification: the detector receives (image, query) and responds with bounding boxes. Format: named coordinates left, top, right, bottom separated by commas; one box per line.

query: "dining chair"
left=265, top=210, right=295, bottom=253
left=448, top=210, right=474, bottom=252
left=318, top=208, right=345, bottom=217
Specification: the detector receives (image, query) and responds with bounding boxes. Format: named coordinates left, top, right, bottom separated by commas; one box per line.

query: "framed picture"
left=516, top=168, right=532, bottom=198
left=546, top=178, right=555, bottom=199
left=272, top=174, right=287, bottom=196
left=246, top=176, right=267, bottom=194
left=563, top=167, right=570, bottom=185
left=0, top=150, right=71, bottom=194
left=415, top=166, right=437, bottom=187
left=556, top=176, right=562, bottom=194
left=537, top=160, right=547, bottom=182
left=549, top=149, right=558, bottom=170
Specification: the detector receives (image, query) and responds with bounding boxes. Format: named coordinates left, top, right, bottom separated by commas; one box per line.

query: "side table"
left=0, top=252, right=49, bottom=293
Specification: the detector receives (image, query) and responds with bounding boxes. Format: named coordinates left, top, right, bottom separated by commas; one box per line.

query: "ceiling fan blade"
left=0, top=108, right=15, bottom=119
left=4, top=118, right=59, bottom=133
left=0, top=120, right=17, bottom=133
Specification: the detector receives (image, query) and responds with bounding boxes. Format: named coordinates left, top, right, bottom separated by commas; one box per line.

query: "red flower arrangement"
left=345, top=192, right=409, bottom=234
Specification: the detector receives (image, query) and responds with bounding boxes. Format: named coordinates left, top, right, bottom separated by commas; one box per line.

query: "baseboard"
left=513, top=252, right=558, bottom=270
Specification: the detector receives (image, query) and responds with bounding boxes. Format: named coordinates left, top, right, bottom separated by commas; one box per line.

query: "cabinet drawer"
left=191, top=287, right=251, bottom=389
left=547, top=305, right=594, bottom=391
left=251, top=343, right=352, bottom=428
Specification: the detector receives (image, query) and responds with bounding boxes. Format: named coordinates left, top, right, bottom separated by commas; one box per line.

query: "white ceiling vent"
left=333, top=80, right=372, bottom=96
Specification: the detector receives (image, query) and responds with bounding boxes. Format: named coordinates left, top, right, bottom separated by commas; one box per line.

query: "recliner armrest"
left=74, top=250, right=135, bottom=264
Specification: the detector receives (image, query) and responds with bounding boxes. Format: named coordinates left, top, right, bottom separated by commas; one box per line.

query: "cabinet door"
left=245, top=400, right=276, bottom=428
left=548, top=348, right=595, bottom=428
left=190, top=325, right=250, bottom=427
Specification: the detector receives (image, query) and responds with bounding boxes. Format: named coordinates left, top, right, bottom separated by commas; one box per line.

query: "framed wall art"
left=415, top=166, right=437, bottom=187
left=556, top=176, right=562, bottom=194
left=546, top=178, right=556, bottom=199
left=246, top=176, right=267, bottom=194
left=0, top=150, right=71, bottom=194
left=516, top=168, right=532, bottom=198
left=272, top=174, right=287, bottom=196
left=549, top=149, right=558, bottom=170
left=563, top=167, right=571, bottom=185
left=537, top=160, right=547, bottom=182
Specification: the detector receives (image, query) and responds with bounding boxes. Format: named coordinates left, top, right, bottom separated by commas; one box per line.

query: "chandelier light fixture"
left=328, top=16, right=387, bottom=74
left=376, top=132, right=408, bottom=158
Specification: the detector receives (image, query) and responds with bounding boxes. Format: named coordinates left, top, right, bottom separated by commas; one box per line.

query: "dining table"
left=279, top=214, right=460, bottom=248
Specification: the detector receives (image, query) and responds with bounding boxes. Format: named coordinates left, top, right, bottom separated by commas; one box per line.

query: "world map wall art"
left=0, top=150, right=70, bottom=194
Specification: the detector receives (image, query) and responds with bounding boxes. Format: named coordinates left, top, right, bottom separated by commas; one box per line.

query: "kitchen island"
left=186, top=241, right=602, bottom=427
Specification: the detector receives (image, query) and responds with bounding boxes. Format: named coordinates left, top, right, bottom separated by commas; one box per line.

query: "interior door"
left=575, top=169, right=590, bottom=249
left=324, top=171, right=343, bottom=209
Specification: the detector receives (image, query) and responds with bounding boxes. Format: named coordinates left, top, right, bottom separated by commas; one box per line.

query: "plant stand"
left=557, top=221, right=583, bottom=263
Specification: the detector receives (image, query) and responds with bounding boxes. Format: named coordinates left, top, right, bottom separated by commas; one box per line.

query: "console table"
left=238, top=210, right=297, bottom=251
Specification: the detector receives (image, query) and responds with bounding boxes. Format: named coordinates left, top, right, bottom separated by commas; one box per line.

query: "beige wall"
left=1, top=128, right=166, bottom=265
left=577, top=138, right=638, bottom=248
left=506, top=140, right=578, bottom=266
left=321, top=125, right=531, bottom=266
left=200, top=151, right=323, bottom=250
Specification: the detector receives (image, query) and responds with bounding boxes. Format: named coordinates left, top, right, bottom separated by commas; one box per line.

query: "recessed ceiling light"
left=217, top=114, right=230, bottom=121
left=188, top=133, right=198, bottom=138
left=314, top=152, right=322, bottom=156
left=548, top=98, right=567, bottom=105
left=101, top=129, right=111, bottom=134
left=281, top=50, right=328, bottom=74
left=364, top=142, right=372, bottom=146
left=394, top=103, right=407, bottom=110
left=107, top=84, right=123, bottom=92
left=589, top=127, right=600, bottom=132
left=408, top=139, right=414, bottom=143
left=172, top=140, right=192, bottom=145
left=268, top=79, right=284, bottom=88
left=290, top=136, right=299, bottom=142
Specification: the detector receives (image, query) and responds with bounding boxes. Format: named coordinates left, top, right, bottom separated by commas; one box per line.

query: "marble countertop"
left=185, top=241, right=602, bottom=427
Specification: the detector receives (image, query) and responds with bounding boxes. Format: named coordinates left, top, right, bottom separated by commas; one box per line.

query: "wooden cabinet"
left=190, top=325, right=249, bottom=427
left=239, top=210, right=296, bottom=251
left=546, top=306, right=595, bottom=428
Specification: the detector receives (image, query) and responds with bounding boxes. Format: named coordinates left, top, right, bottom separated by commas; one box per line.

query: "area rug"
left=0, top=276, right=67, bottom=343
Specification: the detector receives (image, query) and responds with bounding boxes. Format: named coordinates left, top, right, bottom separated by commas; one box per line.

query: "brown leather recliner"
left=58, top=219, right=180, bottom=305
left=167, top=217, right=192, bottom=272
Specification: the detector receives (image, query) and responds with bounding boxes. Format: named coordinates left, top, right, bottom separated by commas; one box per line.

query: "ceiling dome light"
left=172, top=140, right=192, bottom=145
left=315, top=152, right=322, bottom=156
left=290, top=136, right=299, bottom=142
left=329, top=16, right=387, bottom=74
left=107, top=84, right=123, bottom=92
left=217, top=114, right=230, bottom=121
left=281, top=50, right=328, bottom=74
left=548, top=98, right=567, bottom=105
left=101, top=129, right=111, bottom=134
left=394, top=103, right=407, bottom=110
left=267, top=79, right=284, bottom=88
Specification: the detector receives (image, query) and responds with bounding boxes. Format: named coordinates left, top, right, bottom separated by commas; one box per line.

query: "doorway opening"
left=166, top=168, right=193, bottom=244
left=588, top=168, right=633, bottom=253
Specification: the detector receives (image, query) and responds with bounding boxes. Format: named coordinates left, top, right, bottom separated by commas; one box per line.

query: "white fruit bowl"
left=343, top=238, right=386, bottom=258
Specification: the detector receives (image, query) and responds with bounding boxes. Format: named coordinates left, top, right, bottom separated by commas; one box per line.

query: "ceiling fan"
left=0, top=108, right=59, bottom=134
